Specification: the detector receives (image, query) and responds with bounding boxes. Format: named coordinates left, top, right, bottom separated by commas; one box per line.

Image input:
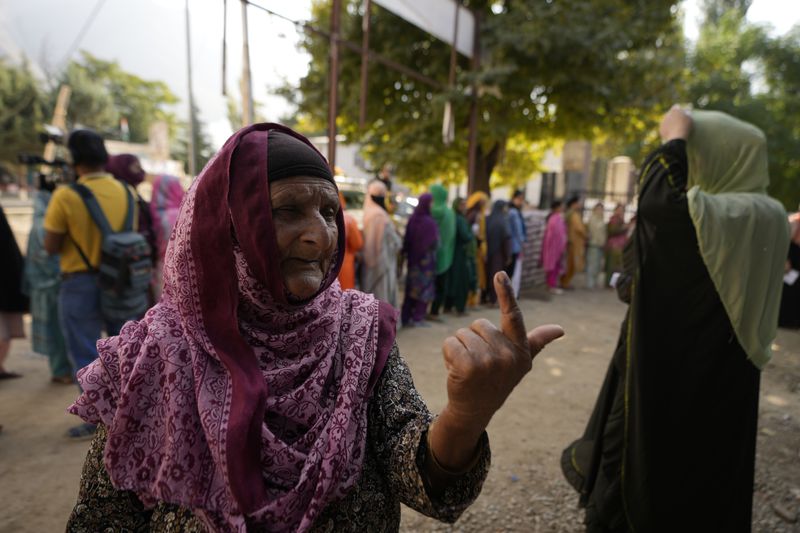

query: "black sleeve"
left=368, top=344, right=490, bottom=522
left=637, top=139, right=690, bottom=228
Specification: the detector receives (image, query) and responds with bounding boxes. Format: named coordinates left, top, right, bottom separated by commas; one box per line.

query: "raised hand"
left=659, top=104, right=693, bottom=143
left=429, top=271, right=564, bottom=471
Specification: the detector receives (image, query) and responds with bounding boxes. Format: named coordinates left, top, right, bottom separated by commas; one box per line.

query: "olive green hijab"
left=686, top=110, right=790, bottom=369
left=430, top=184, right=456, bottom=274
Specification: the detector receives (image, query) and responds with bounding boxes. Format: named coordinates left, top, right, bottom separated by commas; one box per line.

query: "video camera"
left=17, top=125, right=73, bottom=192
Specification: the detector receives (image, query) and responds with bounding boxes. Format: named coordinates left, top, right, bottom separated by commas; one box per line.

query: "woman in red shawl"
left=67, top=124, right=563, bottom=532
left=336, top=191, right=363, bottom=290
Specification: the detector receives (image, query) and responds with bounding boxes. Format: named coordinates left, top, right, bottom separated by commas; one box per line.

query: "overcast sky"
left=0, top=0, right=797, bottom=148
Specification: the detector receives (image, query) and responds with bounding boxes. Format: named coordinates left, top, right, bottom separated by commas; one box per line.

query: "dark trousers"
left=429, top=272, right=448, bottom=315
left=59, top=273, right=125, bottom=382
left=505, top=252, right=519, bottom=278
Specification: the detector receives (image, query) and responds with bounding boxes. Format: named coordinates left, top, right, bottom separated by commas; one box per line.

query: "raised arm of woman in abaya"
left=427, top=271, right=564, bottom=475
left=636, top=106, right=693, bottom=227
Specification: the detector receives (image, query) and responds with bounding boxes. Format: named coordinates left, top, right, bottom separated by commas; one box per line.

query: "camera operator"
left=42, top=129, right=139, bottom=440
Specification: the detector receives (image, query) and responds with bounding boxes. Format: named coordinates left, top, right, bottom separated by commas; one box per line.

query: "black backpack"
left=70, top=183, right=152, bottom=322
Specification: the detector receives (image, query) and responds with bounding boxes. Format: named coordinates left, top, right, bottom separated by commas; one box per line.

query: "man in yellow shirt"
left=43, top=129, right=137, bottom=440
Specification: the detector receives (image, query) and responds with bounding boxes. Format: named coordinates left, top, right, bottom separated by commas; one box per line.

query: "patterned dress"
left=67, top=344, right=491, bottom=532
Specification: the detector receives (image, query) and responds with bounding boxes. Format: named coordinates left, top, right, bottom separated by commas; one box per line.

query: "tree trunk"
left=471, top=140, right=503, bottom=194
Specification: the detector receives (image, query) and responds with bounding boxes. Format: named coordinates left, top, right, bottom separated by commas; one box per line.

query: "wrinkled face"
left=270, top=176, right=340, bottom=301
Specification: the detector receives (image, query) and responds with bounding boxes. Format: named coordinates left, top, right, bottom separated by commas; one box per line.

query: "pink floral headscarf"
left=149, top=174, right=185, bottom=261
left=70, top=124, right=396, bottom=532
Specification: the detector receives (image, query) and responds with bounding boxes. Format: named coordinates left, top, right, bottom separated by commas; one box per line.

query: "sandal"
left=0, top=371, right=22, bottom=380
left=66, top=423, right=97, bottom=440
left=51, top=375, right=73, bottom=385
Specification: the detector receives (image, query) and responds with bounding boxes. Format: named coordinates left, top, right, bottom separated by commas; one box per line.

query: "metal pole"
left=222, top=0, right=228, bottom=96
left=185, top=0, right=197, bottom=176
left=442, top=1, right=460, bottom=146
left=358, top=0, right=372, bottom=129
left=448, top=2, right=460, bottom=87
left=327, top=0, right=342, bottom=171
left=467, top=12, right=480, bottom=193
left=240, top=0, right=254, bottom=126
left=244, top=1, right=445, bottom=90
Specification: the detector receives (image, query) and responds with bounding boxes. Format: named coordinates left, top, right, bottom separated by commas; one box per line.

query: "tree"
left=226, top=94, right=268, bottom=132
left=55, top=51, right=179, bottom=142
left=686, top=8, right=800, bottom=208
left=0, top=58, right=47, bottom=171
left=288, top=0, right=683, bottom=191
left=173, top=103, right=215, bottom=175
left=701, top=0, right=752, bottom=24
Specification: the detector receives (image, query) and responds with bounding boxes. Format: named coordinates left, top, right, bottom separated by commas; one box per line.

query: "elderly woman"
left=360, top=179, right=402, bottom=306
left=66, top=124, right=563, bottom=532
left=561, top=108, right=789, bottom=532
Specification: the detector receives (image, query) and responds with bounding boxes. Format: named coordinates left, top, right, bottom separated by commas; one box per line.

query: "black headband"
left=267, top=130, right=334, bottom=184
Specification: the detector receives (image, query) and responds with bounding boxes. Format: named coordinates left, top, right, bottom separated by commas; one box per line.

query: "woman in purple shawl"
left=541, top=200, right=568, bottom=294
left=401, top=193, right=439, bottom=327
left=67, top=124, right=563, bottom=533
left=106, top=154, right=156, bottom=253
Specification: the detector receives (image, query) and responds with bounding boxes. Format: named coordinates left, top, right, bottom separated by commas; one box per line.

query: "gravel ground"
left=0, top=287, right=798, bottom=532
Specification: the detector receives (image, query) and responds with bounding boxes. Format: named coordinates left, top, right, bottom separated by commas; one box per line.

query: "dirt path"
left=1, top=289, right=798, bottom=532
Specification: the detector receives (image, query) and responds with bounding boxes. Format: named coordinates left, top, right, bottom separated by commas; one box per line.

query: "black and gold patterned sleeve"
left=367, top=343, right=491, bottom=523
left=66, top=424, right=152, bottom=532
left=637, top=139, right=693, bottom=230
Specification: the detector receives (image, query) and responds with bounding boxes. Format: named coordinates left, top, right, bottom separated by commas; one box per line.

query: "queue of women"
left=52, top=106, right=792, bottom=532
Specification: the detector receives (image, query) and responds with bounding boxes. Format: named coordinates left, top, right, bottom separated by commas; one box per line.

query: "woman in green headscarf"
left=428, top=184, right=456, bottom=318
left=561, top=106, right=789, bottom=533
left=443, top=197, right=476, bottom=316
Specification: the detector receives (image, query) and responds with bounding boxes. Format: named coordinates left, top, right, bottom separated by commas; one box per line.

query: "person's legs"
left=0, top=338, right=10, bottom=374
left=561, top=244, right=576, bottom=288
left=48, top=336, right=73, bottom=381
left=45, top=291, right=73, bottom=379
left=59, top=273, right=106, bottom=438
left=60, top=274, right=105, bottom=378
left=0, top=313, right=24, bottom=377
left=511, top=255, right=523, bottom=297
left=453, top=288, right=469, bottom=314
left=547, top=269, right=560, bottom=289
left=412, top=299, right=428, bottom=323
left=401, top=295, right=415, bottom=326
left=586, top=246, right=600, bottom=289
left=504, top=253, right=518, bottom=277
left=429, top=273, right=447, bottom=316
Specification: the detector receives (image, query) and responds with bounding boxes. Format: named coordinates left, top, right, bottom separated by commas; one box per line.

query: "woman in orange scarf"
left=337, top=191, right=363, bottom=290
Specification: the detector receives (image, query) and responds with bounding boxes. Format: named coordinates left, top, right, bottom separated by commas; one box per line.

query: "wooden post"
left=240, top=0, right=254, bottom=126
left=358, top=0, right=371, bottom=129
left=328, top=0, right=342, bottom=171
left=467, top=12, right=480, bottom=194
left=43, top=85, right=71, bottom=163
